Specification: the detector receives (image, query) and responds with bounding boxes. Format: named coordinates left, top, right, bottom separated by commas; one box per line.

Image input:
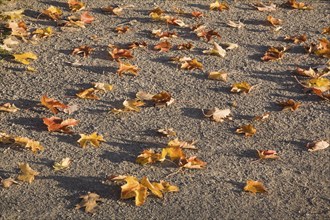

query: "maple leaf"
left=109, top=48, right=133, bottom=61
left=176, top=42, right=194, bottom=50
left=0, top=9, right=25, bottom=21
left=17, top=163, right=39, bottom=184
left=152, top=91, right=174, bottom=107
left=161, top=145, right=185, bottom=161
left=244, top=180, right=267, bottom=194
left=0, top=132, right=15, bottom=144
left=101, top=6, right=123, bottom=16
left=287, top=0, right=312, bottom=10
left=77, top=132, right=105, bottom=148
left=42, top=6, right=63, bottom=20
left=76, top=88, right=100, bottom=100
left=41, top=95, right=68, bottom=114
left=227, top=20, right=245, bottom=29
left=208, top=71, right=228, bottom=82
left=257, top=150, right=279, bottom=160
left=53, top=157, right=71, bottom=171
left=117, top=61, right=139, bottom=76
left=136, top=149, right=163, bottom=165
left=295, top=67, right=330, bottom=78
left=165, top=17, right=187, bottom=27
left=149, top=6, right=165, bottom=20
left=181, top=58, right=203, bottom=70
left=261, top=46, right=288, bottom=61
left=231, top=82, right=253, bottom=93
left=76, top=192, right=103, bottom=213
left=210, top=0, right=229, bottom=11
left=180, top=156, right=207, bottom=169
left=128, top=41, right=147, bottom=49
left=152, top=29, right=178, bottom=39
left=7, top=21, right=28, bottom=38
left=115, top=26, right=130, bottom=34
left=203, top=42, right=226, bottom=57
left=152, top=181, right=179, bottom=193
left=80, top=11, right=95, bottom=24
left=112, top=99, right=145, bottom=113
left=254, top=2, right=276, bottom=12
left=72, top=45, right=93, bottom=58
left=197, top=30, right=221, bottom=42
left=307, top=140, right=329, bottom=152
left=167, top=138, right=197, bottom=150
left=236, top=124, right=257, bottom=137
left=322, top=27, right=330, bottom=35
left=297, top=77, right=330, bottom=92
left=203, top=108, right=232, bottom=122
left=14, top=136, right=44, bottom=153
left=191, top=11, right=203, bottom=18
left=154, top=41, right=171, bottom=52
left=313, top=38, right=330, bottom=58
left=284, top=34, right=307, bottom=44
left=278, top=99, right=301, bottom=111
left=32, top=26, right=53, bottom=39
left=13, top=52, right=37, bottom=65
left=267, top=15, right=282, bottom=26
left=43, top=116, right=78, bottom=133
left=157, top=128, right=177, bottom=137
left=140, top=177, right=163, bottom=198
left=1, top=177, right=18, bottom=188
left=68, top=0, right=85, bottom=12
left=0, top=103, right=19, bottom=112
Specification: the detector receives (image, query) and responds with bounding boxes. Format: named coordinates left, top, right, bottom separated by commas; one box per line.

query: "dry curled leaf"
left=267, top=15, right=282, bottom=26
left=176, top=42, right=194, bottom=50
left=307, top=140, right=329, bottom=152
left=298, top=77, right=330, bottom=92
left=208, top=71, right=228, bottom=82
left=154, top=41, right=171, bottom=52
left=76, top=192, right=103, bottom=213
left=322, top=27, right=330, bottom=35
left=112, top=99, right=145, bottom=113
left=254, top=2, right=276, bottom=12
left=152, top=29, right=178, bottom=39
left=115, top=26, right=130, bottom=34
left=157, top=128, right=177, bottom=137
left=13, top=52, right=37, bottom=65
left=17, top=163, right=39, bottom=184
left=165, top=17, right=186, bottom=27
left=231, top=82, right=253, bottom=93
left=53, top=157, right=71, bottom=171
left=244, top=180, right=267, bottom=194
left=136, top=149, right=163, bottom=165
left=191, top=11, right=203, bottom=18
left=128, top=41, right=147, bottom=49
left=180, top=58, right=203, bottom=70
left=72, top=45, right=93, bottom=58
left=93, top=82, right=113, bottom=92
left=32, top=27, right=53, bottom=39
left=101, top=6, right=123, bottom=16
left=227, top=20, right=245, bottom=29
left=257, top=150, right=279, bottom=160
left=42, top=6, right=63, bottom=20
left=68, top=0, right=85, bottom=12
left=197, top=30, right=221, bottom=42
left=152, top=91, right=174, bottom=107
left=284, top=34, right=307, bottom=44
left=261, top=46, right=288, bottom=61
left=41, top=95, right=68, bottom=114
left=0, top=103, right=19, bottom=113
left=0, top=9, right=25, bottom=20
left=295, top=67, right=330, bottom=78
left=236, top=124, right=256, bottom=137
left=287, top=0, right=312, bottom=10
left=312, top=88, right=330, bottom=101
left=77, top=132, right=105, bottom=148
left=253, top=112, right=270, bottom=121
left=168, top=138, right=197, bottom=150
left=278, top=99, right=301, bottom=111
left=1, top=178, right=18, bottom=188
left=109, top=48, right=133, bottom=61
left=203, top=42, right=226, bottom=57
left=203, top=108, right=232, bottom=122
left=14, top=136, right=44, bottom=153
left=117, top=62, right=139, bottom=76
left=313, top=38, right=330, bottom=58
left=180, top=156, right=207, bottom=169
left=210, top=0, right=229, bottom=11
left=80, top=11, right=95, bottom=24
left=7, top=21, right=28, bottom=38
left=43, top=116, right=78, bottom=133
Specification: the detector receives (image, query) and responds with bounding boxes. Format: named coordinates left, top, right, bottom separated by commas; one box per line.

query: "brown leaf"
left=72, top=45, right=93, bottom=58
left=244, top=180, right=267, bottom=194
left=312, top=88, right=330, bottom=101
left=101, top=6, right=123, bottom=16
left=109, top=48, right=133, bottom=61
left=253, top=112, right=270, bottom=121
left=42, top=6, right=62, bottom=20
left=76, top=192, right=103, bottom=213
left=157, top=128, right=177, bottom=137
left=322, top=27, right=330, bottom=35
left=68, top=0, right=85, bottom=12
left=257, top=150, right=279, bottom=160
left=0, top=103, right=19, bottom=113
left=14, top=136, right=44, bottom=153
left=17, top=163, right=39, bottom=184
left=254, top=2, right=277, bottom=12
left=197, top=30, right=221, bottom=42
left=231, top=82, right=253, bottom=93
left=278, top=99, right=301, bottom=111
left=41, top=95, right=68, bottom=114
left=43, top=116, right=78, bottom=133
left=284, top=34, right=307, bottom=44
left=191, top=11, right=203, bottom=18
left=261, top=46, right=288, bottom=61
left=154, top=41, right=171, bottom=52
left=180, top=58, right=203, bottom=70
left=287, top=0, right=312, bottom=10
left=267, top=15, right=282, bottom=26
left=176, top=42, right=194, bottom=50
left=76, top=88, right=100, bottom=99
left=115, top=26, right=130, bottom=34
left=203, top=107, right=232, bottom=122
left=128, top=41, right=147, bottom=49
left=208, top=71, right=228, bottom=82
left=236, top=124, right=257, bottom=137
left=117, top=61, right=139, bottom=76
left=307, top=140, right=329, bottom=152
left=152, top=29, right=178, bottom=39
left=152, top=91, right=172, bottom=106
left=112, top=99, right=145, bottom=113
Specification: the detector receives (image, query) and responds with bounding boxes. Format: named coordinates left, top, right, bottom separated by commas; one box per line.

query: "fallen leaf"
left=267, top=15, right=282, bottom=26
left=0, top=9, right=25, bottom=20
left=168, top=138, right=197, bottom=150
left=1, top=178, right=18, bottom=188
left=278, top=99, right=302, bottom=111
left=284, top=34, right=307, bottom=44
left=208, top=71, right=228, bottom=82
left=261, top=46, right=288, bottom=61
left=41, top=95, right=68, bottom=114
left=76, top=88, right=100, bottom=99
left=136, top=149, right=163, bottom=165
left=76, top=192, right=103, bottom=213
left=53, top=157, right=71, bottom=171
left=7, top=21, right=28, bottom=38
left=165, top=17, right=187, bottom=27
left=210, top=0, right=229, bottom=11
left=152, top=29, right=178, bottom=39
left=203, top=108, right=232, bottom=122
left=13, top=52, right=37, bottom=65
left=257, top=150, right=279, bottom=160
left=115, top=26, right=130, bottom=34
left=180, top=156, right=207, bottom=169
left=221, top=42, right=239, bottom=50
left=322, top=27, right=330, bottom=35
left=0, top=103, right=19, bottom=112
left=295, top=67, right=328, bottom=78
left=253, top=112, right=270, bottom=121
left=63, top=104, right=79, bottom=114
left=227, top=20, right=245, bottom=29
left=154, top=41, right=171, bottom=52
left=231, top=82, right=253, bottom=93
left=77, top=132, right=105, bottom=148
left=93, top=82, right=114, bottom=92
left=17, top=163, right=39, bottom=184
left=157, top=128, right=177, bottom=137
left=254, top=2, right=276, bottom=12
left=152, top=91, right=174, bottom=107
left=43, top=116, right=78, bottom=133
left=101, top=6, right=123, bottom=16
left=307, top=140, right=329, bottom=152
left=117, top=61, right=139, bottom=76
left=72, top=45, right=93, bottom=58
left=80, top=11, right=95, bottom=24
left=109, top=48, right=133, bottom=61
left=32, top=27, right=53, bottom=39
left=299, top=77, right=330, bottom=92
left=197, top=30, right=221, bottom=42
left=152, top=181, right=179, bottom=193
left=149, top=6, right=165, bottom=21
left=314, top=38, right=330, bottom=58
left=312, top=88, right=330, bottom=101
left=287, top=0, right=312, bottom=10
left=180, top=58, right=203, bottom=70
left=128, top=41, right=147, bottom=49
left=176, top=42, right=194, bottom=50
left=14, top=136, right=44, bottom=153
left=112, top=99, right=145, bottom=113
left=191, top=11, right=203, bottom=18
left=136, top=91, right=154, bottom=101
left=68, top=0, right=85, bottom=12
left=42, top=6, right=63, bottom=20
left=161, top=144, right=185, bottom=161
left=244, top=180, right=267, bottom=194
left=236, top=124, right=257, bottom=137
left=203, top=42, right=226, bottom=57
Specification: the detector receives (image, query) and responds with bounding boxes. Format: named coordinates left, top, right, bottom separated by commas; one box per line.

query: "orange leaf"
left=109, top=48, right=133, bottom=61
left=266, top=15, right=282, bottom=26
left=76, top=88, right=100, bottom=100
left=244, top=180, right=267, bottom=194
left=43, top=116, right=78, bottom=133
left=180, top=156, right=207, bottom=169
left=72, top=45, right=93, bottom=58
left=41, top=95, right=68, bottom=114
left=117, top=62, right=139, bottom=76
left=80, top=11, right=94, bottom=24
left=236, top=124, right=256, bottom=137
left=278, top=99, right=301, bottom=111
left=257, top=150, right=279, bottom=159
left=154, top=41, right=171, bottom=52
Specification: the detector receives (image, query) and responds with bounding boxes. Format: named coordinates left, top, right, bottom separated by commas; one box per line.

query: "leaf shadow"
left=8, top=117, right=45, bottom=132
left=283, top=139, right=309, bottom=152
left=236, top=149, right=257, bottom=159
left=1, top=98, right=39, bottom=110
left=75, top=65, right=117, bottom=75
left=225, top=180, right=245, bottom=193
left=181, top=107, right=204, bottom=120
left=41, top=0, right=68, bottom=9
left=52, top=133, right=80, bottom=146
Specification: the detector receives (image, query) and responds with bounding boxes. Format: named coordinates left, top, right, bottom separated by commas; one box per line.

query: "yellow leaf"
left=180, top=58, right=203, bottom=70
left=1, top=177, right=18, bottom=188
left=203, top=42, right=226, bottom=57
left=152, top=181, right=179, bottom=193
left=210, top=0, right=229, bottom=11
left=17, top=163, right=39, bottom=183
left=76, top=88, right=99, bottom=99
left=236, top=124, right=256, bottom=137
left=75, top=192, right=103, bottom=213
left=180, top=156, right=207, bottom=169
left=231, top=82, right=253, bottom=93
left=13, top=52, right=37, bottom=65
left=0, top=9, right=25, bottom=20
left=244, top=180, right=267, bottom=194
left=42, top=6, right=62, bottom=20
left=53, top=157, right=71, bottom=171
left=14, top=136, right=44, bottom=153
left=117, top=62, right=139, bottom=76
left=0, top=103, right=19, bottom=112
left=203, top=107, right=231, bottom=122
left=93, top=82, right=113, bottom=92
left=278, top=99, right=301, bottom=111
left=77, top=132, right=105, bottom=148
left=136, top=149, right=163, bottom=165
left=161, top=145, right=185, bottom=161
left=302, top=78, right=330, bottom=92
left=140, top=176, right=163, bottom=198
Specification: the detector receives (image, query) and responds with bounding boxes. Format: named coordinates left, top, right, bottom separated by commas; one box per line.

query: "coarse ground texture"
left=0, top=0, right=330, bottom=219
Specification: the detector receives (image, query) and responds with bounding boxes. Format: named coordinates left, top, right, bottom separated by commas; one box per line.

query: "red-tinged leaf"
left=80, top=12, right=94, bottom=24
left=43, top=116, right=78, bottom=133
